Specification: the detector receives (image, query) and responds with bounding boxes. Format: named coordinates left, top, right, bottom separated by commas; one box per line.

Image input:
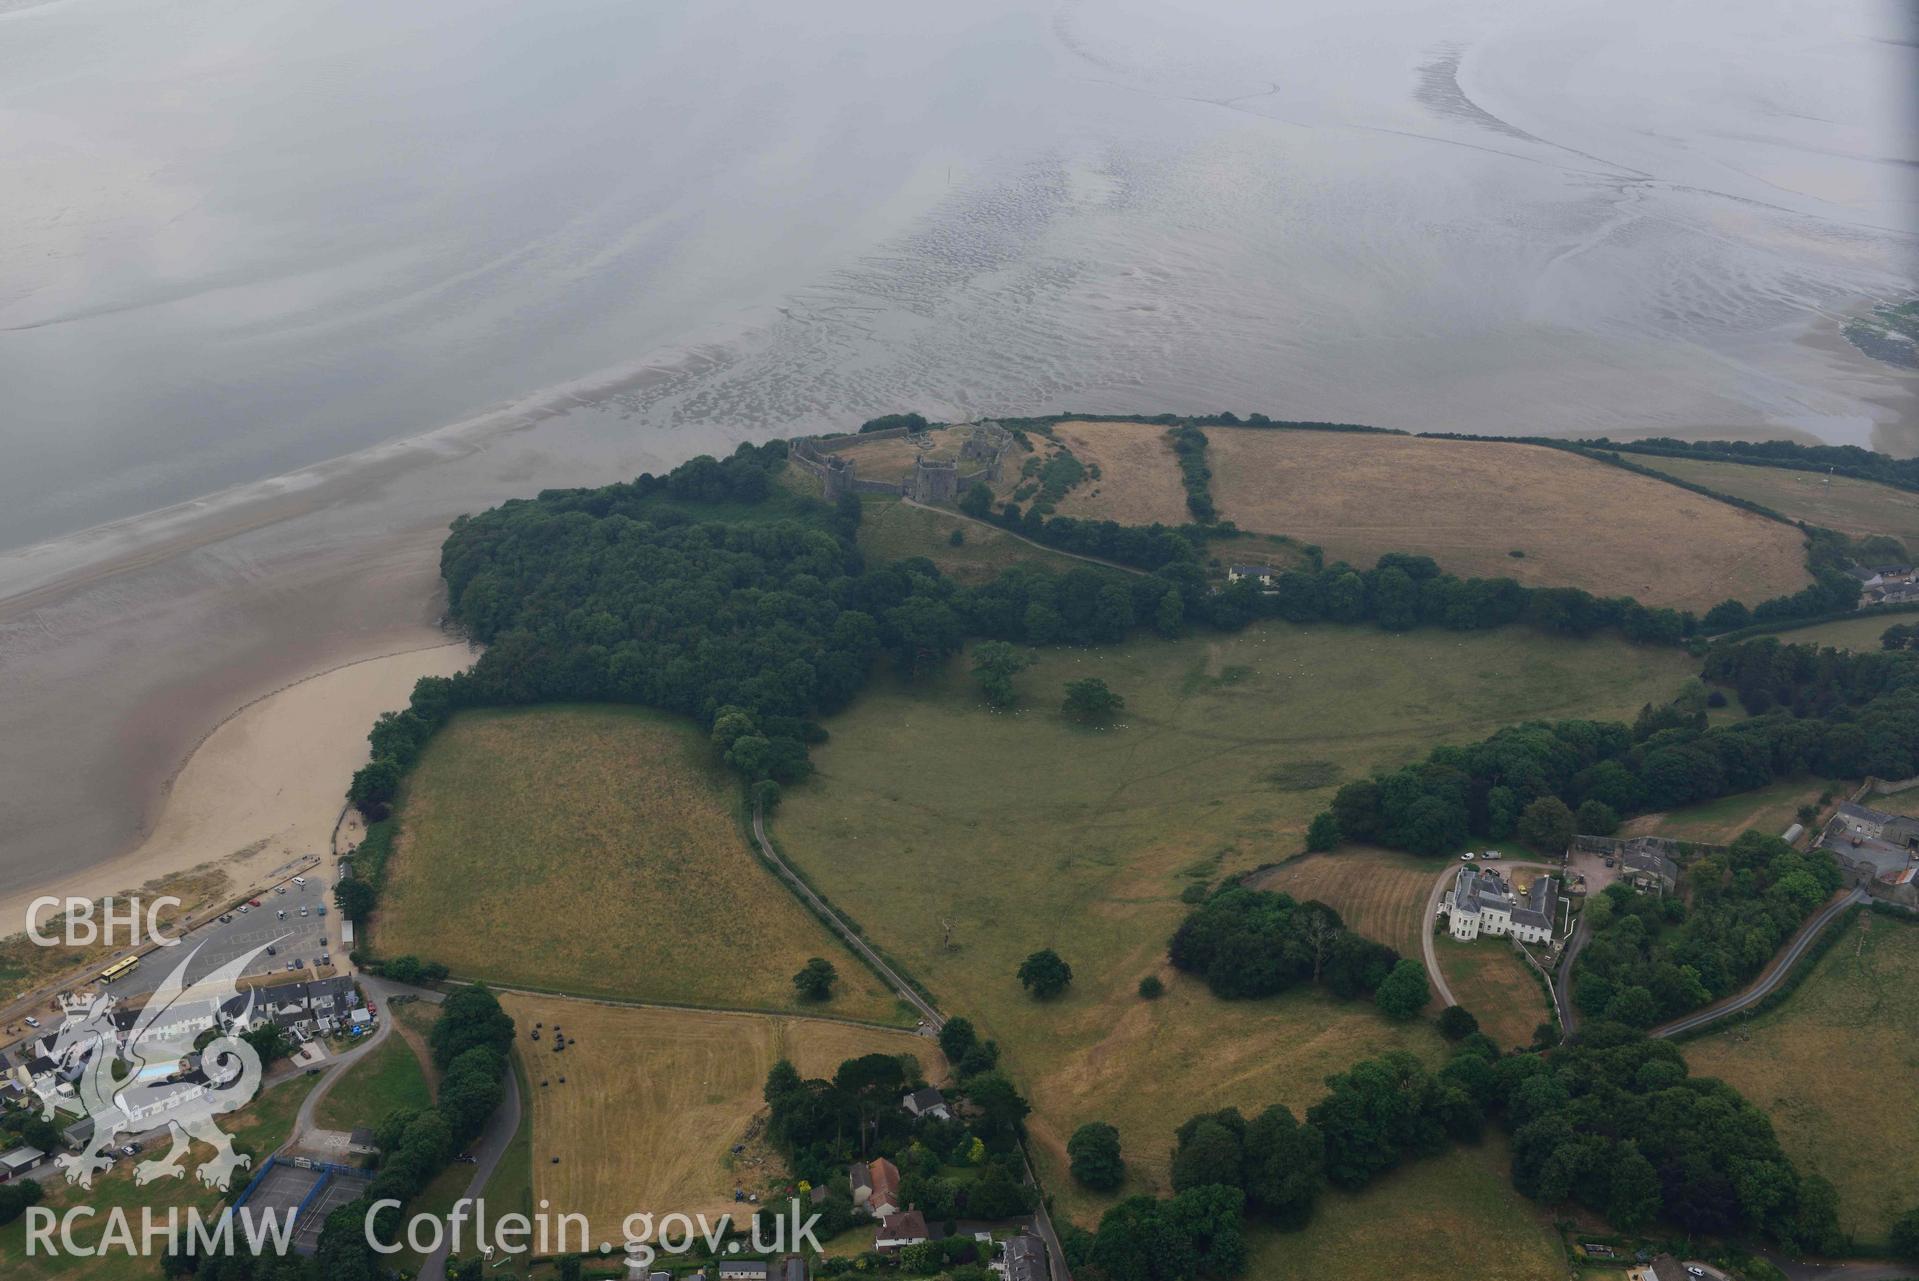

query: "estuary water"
left=0, top=0, right=1914, bottom=896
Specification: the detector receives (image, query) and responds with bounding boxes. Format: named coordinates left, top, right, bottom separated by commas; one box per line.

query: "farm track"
left=751, top=804, right=1074, bottom=1280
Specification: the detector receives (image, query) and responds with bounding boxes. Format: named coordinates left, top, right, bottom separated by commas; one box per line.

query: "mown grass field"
left=1202, top=429, right=1810, bottom=611
left=1046, top=420, right=1192, bottom=526
left=1759, top=611, right=1919, bottom=653
left=313, top=1030, right=431, bottom=1131
left=376, top=706, right=903, bottom=1022
left=855, top=497, right=1087, bottom=583
left=1243, top=1137, right=1563, bottom=1281
left=1639, top=455, right=1919, bottom=552
left=769, top=621, right=1695, bottom=1225
left=1246, top=848, right=1438, bottom=955
left=1434, top=937, right=1551, bottom=1052
left=1683, top=912, right=1919, bottom=1246
left=496, top=994, right=944, bottom=1245
left=1619, top=776, right=1839, bottom=845
left=0, top=1077, right=318, bottom=1281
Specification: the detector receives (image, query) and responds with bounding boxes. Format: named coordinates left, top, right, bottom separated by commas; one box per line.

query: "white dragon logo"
left=30, top=941, right=273, bottom=1191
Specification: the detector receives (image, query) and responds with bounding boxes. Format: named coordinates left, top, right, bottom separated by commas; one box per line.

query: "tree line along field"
left=373, top=706, right=905, bottom=1023
left=1638, top=454, right=1919, bottom=553
left=495, top=994, right=945, bottom=1246
left=1043, top=420, right=1194, bottom=526
left=853, top=496, right=1088, bottom=583
left=1681, top=912, right=1919, bottom=1246
left=766, top=620, right=1696, bottom=1227
left=1200, top=429, right=1811, bottom=611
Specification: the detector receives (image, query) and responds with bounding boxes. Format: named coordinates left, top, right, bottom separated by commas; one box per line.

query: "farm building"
left=1225, top=565, right=1278, bottom=588
left=1820, top=802, right=1919, bottom=877
left=1444, top=867, right=1558, bottom=944
left=1617, top=840, right=1680, bottom=895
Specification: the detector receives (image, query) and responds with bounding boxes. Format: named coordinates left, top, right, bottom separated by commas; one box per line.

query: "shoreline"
left=0, top=641, right=475, bottom=944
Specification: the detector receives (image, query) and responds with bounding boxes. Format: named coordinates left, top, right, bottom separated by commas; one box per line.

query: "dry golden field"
left=1683, top=913, right=1919, bottom=1244
left=1027, top=974, right=1445, bottom=1227
left=1641, top=455, right=1919, bottom=552
left=1202, top=429, right=1811, bottom=611
left=1046, top=420, right=1193, bottom=526
left=376, top=706, right=903, bottom=1021
left=1245, top=847, right=1437, bottom=955
left=497, top=994, right=944, bottom=1244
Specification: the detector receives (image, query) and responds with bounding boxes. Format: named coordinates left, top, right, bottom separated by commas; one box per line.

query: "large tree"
left=1017, top=948, right=1073, bottom=999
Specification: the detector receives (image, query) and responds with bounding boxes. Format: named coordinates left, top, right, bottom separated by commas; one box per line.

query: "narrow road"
left=418, top=1065, right=523, bottom=1281
left=750, top=806, right=942, bottom=1031
left=751, top=805, right=1073, bottom=1280
left=1763, top=1252, right=1919, bottom=1281
left=1652, top=886, right=1865, bottom=1039
left=1554, top=908, right=1592, bottom=1041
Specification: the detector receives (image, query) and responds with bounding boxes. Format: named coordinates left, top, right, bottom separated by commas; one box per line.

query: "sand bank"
left=0, top=643, right=472, bottom=942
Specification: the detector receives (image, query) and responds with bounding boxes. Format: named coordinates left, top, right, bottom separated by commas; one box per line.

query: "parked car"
left=266, top=945, right=277, bottom=956
left=286, top=960, right=297, bottom=971
left=119, top=1144, right=139, bottom=1157
left=292, top=876, right=306, bottom=886
left=1460, top=852, right=1476, bottom=861
left=219, top=913, right=234, bottom=923
left=23, top=1016, right=40, bottom=1029
left=299, top=906, right=309, bottom=917
left=316, top=905, right=326, bottom=916
left=1604, top=856, right=1616, bottom=868
left=238, top=905, right=248, bottom=913
left=277, top=909, right=287, bottom=920
left=1482, top=850, right=1502, bottom=860
left=320, top=954, right=331, bottom=967
left=248, top=898, right=261, bottom=907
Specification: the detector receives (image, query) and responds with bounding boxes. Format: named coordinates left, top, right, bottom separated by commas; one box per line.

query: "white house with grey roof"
left=1444, top=867, right=1557, bottom=944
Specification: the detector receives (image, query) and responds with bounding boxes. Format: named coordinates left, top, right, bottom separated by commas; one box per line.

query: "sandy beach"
left=0, top=642, right=473, bottom=943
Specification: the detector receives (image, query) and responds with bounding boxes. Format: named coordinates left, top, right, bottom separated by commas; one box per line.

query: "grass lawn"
left=1758, top=611, right=1919, bottom=653
left=855, top=497, right=1088, bottom=583
left=1619, top=776, right=1841, bottom=845
left=1682, top=911, right=1919, bottom=1246
left=1638, top=455, right=1919, bottom=553
left=1243, top=1137, right=1563, bottom=1281
left=769, top=620, right=1694, bottom=1227
left=1202, top=429, right=1810, bottom=611
left=313, top=1030, right=431, bottom=1131
left=495, top=993, right=944, bottom=1246
left=376, top=705, right=904, bottom=1023
left=1434, top=937, right=1552, bottom=1052
left=1246, top=847, right=1439, bottom=956
left=0, top=1076, right=318, bottom=1281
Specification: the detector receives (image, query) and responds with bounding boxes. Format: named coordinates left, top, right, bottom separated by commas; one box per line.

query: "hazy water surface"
left=2, top=0, right=1915, bottom=553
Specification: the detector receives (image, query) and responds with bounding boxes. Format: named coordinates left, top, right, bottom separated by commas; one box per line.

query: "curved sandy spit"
left=0, top=642, right=473, bottom=941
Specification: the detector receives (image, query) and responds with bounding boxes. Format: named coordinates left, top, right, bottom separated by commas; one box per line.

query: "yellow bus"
left=98, top=955, right=139, bottom=985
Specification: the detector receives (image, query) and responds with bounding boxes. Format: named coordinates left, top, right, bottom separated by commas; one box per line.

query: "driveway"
left=1423, top=859, right=1561, bottom=1011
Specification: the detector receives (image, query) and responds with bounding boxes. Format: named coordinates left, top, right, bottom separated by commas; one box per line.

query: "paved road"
left=751, top=804, right=1073, bottom=1281
left=1652, top=886, right=1866, bottom=1039
left=1554, top=907, right=1592, bottom=1041
left=418, top=1060, right=523, bottom=1281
